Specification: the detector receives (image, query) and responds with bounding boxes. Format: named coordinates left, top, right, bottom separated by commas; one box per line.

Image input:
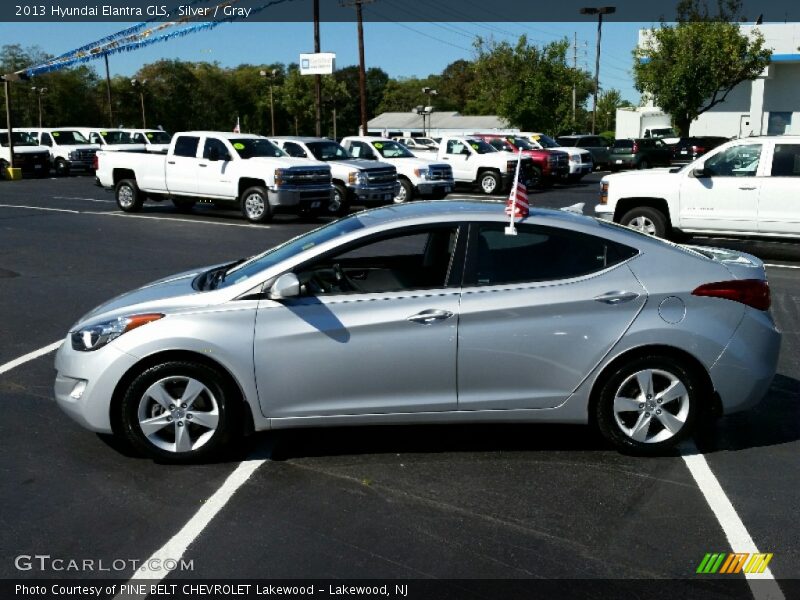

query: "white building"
left=640, top=23, right=800, bottom=138
left=367, top=112, right=518, bottom=138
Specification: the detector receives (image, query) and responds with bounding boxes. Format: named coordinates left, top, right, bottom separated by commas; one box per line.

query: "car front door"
left=166, top=135, right=201, bottom=195
left=197, top=136, right=234, bottom=198
left=677, top=142, right=764, bottom=233
left=457, top=222, right=645, bottom=410
left=254, top=224, right=465, bottom=419
left=443, top=139, right=472, bottom=181
left=758, top=142, right=800, bottom=234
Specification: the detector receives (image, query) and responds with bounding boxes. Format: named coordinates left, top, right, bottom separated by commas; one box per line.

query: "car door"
left=677, top=142, right=764, bottom=233
left=166, top=135, right=201, bottom=195
left=196, top=136, right=234, bottom=198
left=443, top=139, right=471, bottom=181
left=254, top=224, right=465, bottom=418
left=457, top=222, right=645, bottom=410
left=758, top=142, right=800, bottom=234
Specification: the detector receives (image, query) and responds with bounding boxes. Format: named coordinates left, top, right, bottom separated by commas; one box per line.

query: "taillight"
left=692, top=279, right=770, bottom=311
left=92, top=154, right=99, bottom=170
left=632, top=142, right=639, bottom=153
left=691, top=145, right=705, bottom=154
left=599, top=181, right=609, bottom=204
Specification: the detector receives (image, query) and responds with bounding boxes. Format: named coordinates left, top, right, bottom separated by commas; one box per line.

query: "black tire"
left=119, top=361, right=237, bottom=463
left=619, top=206, right=668, bottom=238
left=240, top=186, right=272, bottom=223
left=527, top=166, right=544, bottom=189
left=595, top=355, right=700, bottom=455
left=0, top=160, right=7, bottom=180
left=394, top=177, right=414, bottom=204
left=328, top=183, right=350, bottom=217
left=637, top=159, right=650, bottom=170
left=172, top=198, right=197, bottom=212
left=54, top=158, right=70, bottom=177
left=115, top=179, right=144, bottom=212
left=478, top=170, right=501, bottom=195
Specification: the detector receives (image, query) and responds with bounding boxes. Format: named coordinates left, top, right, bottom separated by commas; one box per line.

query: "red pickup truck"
left=473, top=133, right=570, bottom=188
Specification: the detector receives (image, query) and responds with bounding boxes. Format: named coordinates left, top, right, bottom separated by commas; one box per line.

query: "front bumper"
left=349, top=182, right=400, bottom=204
left=416, top=179, right=455, bottom=196
left=568, top=161, right=593, bottom=175
left=268, top=185, right=334, bottom=212
left=66, top=159, right=95, bottom=171
left=53, top=337, right=140, bottom=433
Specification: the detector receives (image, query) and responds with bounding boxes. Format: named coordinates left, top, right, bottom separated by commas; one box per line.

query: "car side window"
left=132, top=133, right=146, bottom=143
left=39, top=133, right=52, bottom=147
left=89, top=133, right=102, bottom=144
left=770, top=144, right=800, bottom=177
left=704, top=143, right=762, bottom=177
left=173, top=136, right=200, bottom=158
left=283, top=142, right=307, bottom=158
left=467, top=223, right=637, bottom=286
left=202, top=138, right=232, bottom=161
left=294, top=226, right=461, bottom=296
left=446, top=140, right=466, bottom=155
left=349, top=142, right=374, bottom=159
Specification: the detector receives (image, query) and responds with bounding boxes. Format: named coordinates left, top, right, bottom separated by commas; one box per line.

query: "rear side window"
left=770, top=144, right=800, bottom=177
left=614, top=140, right=634, bottom=149
left=282, top=142, right=307, bottom=158
left=467, top=223, right=637, bottom=286
left=556, top=137, right=577, bottom=146
left=173, top=136, right=200, bottom=158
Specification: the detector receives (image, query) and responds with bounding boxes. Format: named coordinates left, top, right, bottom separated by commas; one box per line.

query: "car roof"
left=272, top=136, right=336, bottom=143
left=175, top=132, right=263, bottom=139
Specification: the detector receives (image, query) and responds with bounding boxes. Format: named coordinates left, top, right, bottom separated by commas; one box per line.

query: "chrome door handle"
left=199, top=163, right=208, bottom=168
left=167, top=161, right=176, bottom=165
left=738, top=186, right=756, bottom=190
left=407, top=309, right=454, bottom=324
left=594, top=291, right=639, bottom=305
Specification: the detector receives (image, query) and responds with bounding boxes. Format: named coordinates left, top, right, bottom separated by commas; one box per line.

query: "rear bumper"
left=610, top=155, right=637, bottom=168
left=709, top=308, right=781, bottom=414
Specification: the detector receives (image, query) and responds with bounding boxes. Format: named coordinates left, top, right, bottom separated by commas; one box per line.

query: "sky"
left=0, top=20, right=649, bottom=104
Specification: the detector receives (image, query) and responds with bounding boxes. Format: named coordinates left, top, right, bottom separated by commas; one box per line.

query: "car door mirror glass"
left=269, top=273, right=300, bottom=300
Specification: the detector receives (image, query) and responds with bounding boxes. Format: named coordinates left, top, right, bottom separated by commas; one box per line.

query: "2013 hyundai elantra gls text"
left=54, top=201, right=780, bottom=462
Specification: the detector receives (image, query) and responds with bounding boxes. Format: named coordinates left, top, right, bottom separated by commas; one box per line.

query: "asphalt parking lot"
left=0, top=174, right=798, bottom=598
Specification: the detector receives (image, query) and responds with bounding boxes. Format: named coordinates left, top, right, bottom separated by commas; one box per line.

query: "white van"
left=0, top=130, right=51, bottom=178
left=75, top=128, right=147, bottom=153
left=18, top=128, right=100, bottom=176
left=123, top=129, right=173, bottom=153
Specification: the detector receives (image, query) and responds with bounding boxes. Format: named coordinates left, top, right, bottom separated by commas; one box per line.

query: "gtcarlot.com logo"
left=696, top=552, right=773, bottom=574
left=15, top=554, right=194, bottom=573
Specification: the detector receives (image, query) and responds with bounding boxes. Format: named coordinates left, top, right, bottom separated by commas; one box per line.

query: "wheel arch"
left=613, top=197, right=670, bottom=223
left=113, top=168, right=136, bottom=186
left=238, top=178, right=267, bottom=197
left=109, top=349, right=256, bottom=438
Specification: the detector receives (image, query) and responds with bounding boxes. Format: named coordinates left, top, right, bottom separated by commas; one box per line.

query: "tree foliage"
left=633, top=0, right=772, bottom=136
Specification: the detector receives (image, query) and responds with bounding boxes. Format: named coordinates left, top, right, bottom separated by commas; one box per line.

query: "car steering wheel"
left=332, top=263, right=360, bottom=293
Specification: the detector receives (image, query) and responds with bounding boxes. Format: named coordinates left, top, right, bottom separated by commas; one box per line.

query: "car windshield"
left=144, top=131, right=172, bottom=144
left=51, top=131, right=89, bottom=145
left=231, top=138, right=286, bottom=159
left=530, top=134, right=559, bottom=148
left=487, top=138, right=514, bottom=152
left=101, top=131, right=135, bottom=144
left=0, top=132, right=38, bottom=146
left=217, top=216, right=367, bottom=288
left=506, top=136, right=536, bottom=150
left=556, top=137, right=578, bottom=146
left=306, top=141, right=350, bottom=161
left=466, top=139, right=497, bottom=154
left=372, top=140, right=414, bottom=158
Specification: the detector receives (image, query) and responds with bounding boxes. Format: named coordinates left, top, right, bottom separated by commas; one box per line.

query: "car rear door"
left=758, top=141, right=800, bottom=234
left=457, top=222, right=645, bottom=410
left=165, top=135, right=201, bottom=195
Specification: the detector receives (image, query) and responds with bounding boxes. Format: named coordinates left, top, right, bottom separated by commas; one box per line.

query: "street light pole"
left=131, top=79, right=147, bottom=129
left=31, top=86, right=47, bottom=128
left=580, top=6, right=616, bottom=134
left=260, top=69, right=278, bottom=136
left=313, top=0, right=322, bottom=137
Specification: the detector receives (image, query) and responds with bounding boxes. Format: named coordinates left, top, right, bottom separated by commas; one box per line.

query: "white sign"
left=299, top=53, right=336, bottom=75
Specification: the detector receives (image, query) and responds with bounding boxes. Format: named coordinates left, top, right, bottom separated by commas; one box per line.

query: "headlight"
left=599, top=181, right=609, bottom=205
left=413, top=167, right=431, bottom=179
left=274, top=168, right=286, bottom=186
left=348, top=171, right=369, bottom=186
left=68, top=151, right=78, bottom=160
left=70, top=313, right=164, bottom=352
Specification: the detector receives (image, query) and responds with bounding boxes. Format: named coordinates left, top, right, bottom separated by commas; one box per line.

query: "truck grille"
left=283, top=167, right=331, bottom=186
left=365, top=167, right=397, bottom=185
left=429, top=165, right=453, bottom=181
left=548, top=153, right=569, bottom=167
left=73, top=149, right=97, bottom=161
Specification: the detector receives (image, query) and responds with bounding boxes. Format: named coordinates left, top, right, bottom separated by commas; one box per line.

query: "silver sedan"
left=54, top=202, right=781, bottom=462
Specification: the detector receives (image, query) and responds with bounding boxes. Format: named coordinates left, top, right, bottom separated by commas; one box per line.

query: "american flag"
left=505, top=179, right=529, bottom=218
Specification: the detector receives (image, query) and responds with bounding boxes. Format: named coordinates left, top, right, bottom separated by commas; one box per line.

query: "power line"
left=363, top=7, right=473, bottom=52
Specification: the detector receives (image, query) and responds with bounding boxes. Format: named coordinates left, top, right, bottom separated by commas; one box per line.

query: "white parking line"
left=53, top=195, right=114, bottom=203
left=115, top=458, right=266, bottom=599
left=0, top=204, right=80, bottom=214
left=680, top=441, right=784, bottom=600
left=0, top=341, right=62, bottom=376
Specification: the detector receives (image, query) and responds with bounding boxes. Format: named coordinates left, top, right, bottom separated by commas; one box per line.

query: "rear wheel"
left=0, top=160, right=7, bottom=180
left=620, top=206, right=667, bottom=238
left=240, top=186, right=272, bottom=223
left=478, top=171, right=501, bottom=195
left=115, top=179, right=144, bottom=212
left=119, top=361, right=236, bottom=463
left=638, top=159, right=650, bottom=170
left=172, top=198, right=196, bottom=212
left=595, top=355, right=699, bottom=455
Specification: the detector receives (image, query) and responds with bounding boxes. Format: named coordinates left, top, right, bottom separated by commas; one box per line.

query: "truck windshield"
left=650, top=128, right=676, bottom=138
left=231, top=138, right=286, bottom=159
left=466, top=139, right=497, bottom=154
left=306, top=141, right=350, bottom=161
left=144, top=131, right=172, bottom=144
left=0, top=132, right=38, bottom=146
left=506, top=137, right=536, bottom=150
left=373, top=140, right=414, bottom=158
left=530, top=134, right=559, bottom=149
left=101, top=131, right=135, bottom=144
left=51, top=131, right=89, bottom=145
left=217, top=216, right=366, bottom=288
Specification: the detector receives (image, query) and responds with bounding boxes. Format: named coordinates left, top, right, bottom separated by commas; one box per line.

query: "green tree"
left=633, top=0, right=772, bottom=136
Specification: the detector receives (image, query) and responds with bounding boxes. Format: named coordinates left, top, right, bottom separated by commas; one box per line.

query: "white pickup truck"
left=0, top=130, right=51, bottom=178
left=95, top=131, right=333, bottom=223
left=595, top=135, right=800, bottom=239
left=413, top=136, right=530, bottom=195
left=340, top=136, right=454, bottom=203
left=271, top=137, right=399, bottom=216
left=18, top=127, right=99, bottom=176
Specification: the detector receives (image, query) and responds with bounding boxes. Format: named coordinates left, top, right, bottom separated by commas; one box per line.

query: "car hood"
left=330, top=158, right=394, bottom=171
left=380, top=156, right=446, bottom=169
left=73, top=265, right=219, bottom=329
left=603, top=168, right=674, bottom=182
left=249, top=156, right=327, bottom=168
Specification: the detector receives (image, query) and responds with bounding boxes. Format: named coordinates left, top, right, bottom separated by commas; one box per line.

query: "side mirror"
left=692, top=165, right=708, bottom=178
left=269, top=273, right=300, bottom=300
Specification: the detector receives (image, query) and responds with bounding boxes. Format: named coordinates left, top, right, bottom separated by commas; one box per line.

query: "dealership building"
left=367, top=112, right=517, bottom=138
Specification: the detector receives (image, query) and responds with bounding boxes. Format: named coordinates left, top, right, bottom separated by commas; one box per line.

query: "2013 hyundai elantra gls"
left=54, top=201, right=780, bottom=462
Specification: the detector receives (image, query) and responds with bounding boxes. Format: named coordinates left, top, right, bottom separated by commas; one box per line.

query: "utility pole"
left=260, top=69, right=278, bottom=136
left=313, top=0, right=322, bottom=137
left=341, top=0, right=373, bottom=135
left=3, top=77, right=14, bottom=170
left=131, top=79, right=147, bottom=129
left=572, top=32, right=577, bottom=126
left=103, top=53, right=113, bottom=127
left=580, top=6, right=616, bottom=134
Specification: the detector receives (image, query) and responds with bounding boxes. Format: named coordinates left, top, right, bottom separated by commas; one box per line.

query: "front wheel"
left=595, top=355, right=700, bottom=455
left=119, top=361, right=236, bottom=463
left=527, top=166, right=543, bottom=189
left=54, top=158, right=70, bottom=177
left=328, top=183, right=350, bottom=217
left=240, top=186, right=272, bottom=223
left=115, top=179, right=144, bottom=212
left=619, top=206, right=667, bottom=238
left=0, top=160, right=7, bottom=180
left=478, top=171, right=501, bottom=195
left=394, top=177, right=414, bottom=204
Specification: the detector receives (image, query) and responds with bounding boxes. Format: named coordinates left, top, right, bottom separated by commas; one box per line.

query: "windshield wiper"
left=204, top=258, right=247, bottom=290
